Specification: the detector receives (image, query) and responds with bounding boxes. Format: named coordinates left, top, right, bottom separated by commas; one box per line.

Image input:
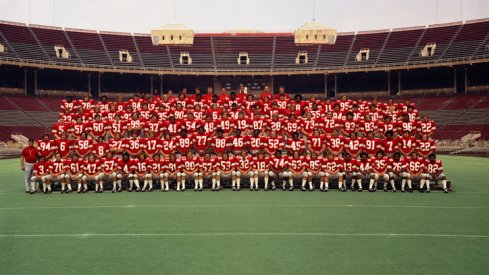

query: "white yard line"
left=0, top=232, right=487, bottom=238
left=0, top=204, right=487, bottom=210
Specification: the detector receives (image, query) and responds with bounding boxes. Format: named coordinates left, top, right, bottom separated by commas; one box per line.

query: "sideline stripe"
left=0, top=204, right=487, bottom=210
left=0, top=232, right=487, bottom=238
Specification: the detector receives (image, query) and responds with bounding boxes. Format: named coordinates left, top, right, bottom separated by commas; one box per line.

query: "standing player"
left=37, top=134, right=54, bottom=159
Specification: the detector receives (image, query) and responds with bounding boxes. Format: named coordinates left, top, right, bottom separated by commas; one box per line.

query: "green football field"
left=0, top=155, right=488, bottom=275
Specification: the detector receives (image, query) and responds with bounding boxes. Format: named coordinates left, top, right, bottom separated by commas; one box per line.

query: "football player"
left=31, top=156, right=50, bottom=194
left=424, top=153, right=448, bottom=193
left=252, top=152, right=270, bottom=191
left=369, top=151, right=390, bottom=192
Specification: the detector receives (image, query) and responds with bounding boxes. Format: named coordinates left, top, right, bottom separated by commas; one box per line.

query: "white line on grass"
left=0, top=204, right=487, bottom=210
left=0, top=232, right=487, bottom=238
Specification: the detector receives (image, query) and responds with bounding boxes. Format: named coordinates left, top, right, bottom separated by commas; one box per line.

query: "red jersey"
left=200, top=157, right=217, bottom=173
left=253, top=157, right=270, bottom=171
left=270, top=156, right=288, bottom=172
left=118, top=159, right=136, bottom=174
left=357, top=159, right=372, bottom=175
left=123, top=138, right=143, bottom=155
left=300, top=118, right=316, bottom=135
left=236, top=155, right=254, bottom=172
left=176, top=135, right=193, bottom=154
left=248, top=136, right=264, bottom=152
left=418, top=121, right=436, bottom=136
left=322, top=157, right=343, bottom=173
left=211, top=136, right=228, bottom=155
left=53, top=139, right=74, bottom=158
left=397, top=121, right=416, bottom=135
left=160, top=138, right=176, bottom=156
left=362, top=138, right=381, bottom=155
left=305, top=156, right=323, bottom=172
left=36, top=140, right=54, bottom=158
left=70, top=122, right=89, bottom=138
left=370, top=156, right=389, bottom=174
left=21, top=146, right=39, bottom=163
left=74, top=139, right=93, bottom=156
left=265, top=137, right=285, bottom=154
left=108, top=120, right=127, bottom=135
left=101, top=157, right=118, bottom=173
left=286, top=139, right=305, bottom=153
left=134, top=159, right=151, bottom=173
left=425, top=160, right=444, bottom=176
left=340, top=119, right=358, bottom=136
left=109, top=138, right=124, bottom=152
left=142, top=138, right=162, bottom=156
left=327, top=136, right=345, bottom=154
left=49, top=160, right=65, bottom=174
left=64, top=158, right=84, bottom=174
left=84, top=159, right=101, bottom=176
left=193, top=133, right=211, bottom=152
left=228, top=136, right=248, bottom=153
left=405, top=157, right=426, bottom=175
left=235, top=118, right=252, bottom=132
left=145, top=121, right=164, bottom=137
left=164, top=157, right=181, bottom=173
left=52, top=122, right=71, bottom=137
left=418, top=139, right=436, bottom=158
left=387, top=158, right=405, bottom=174
left=217, top=156, right=236, bottom=173
left=381, top=139, right=399, bottom=155
left=288, top=156, right=306, bottom=173
left=342, top=159, right=358, bottom=174
left=33, top=162, right=50, bottom=176
left=319, top=117, right=337, bottom=134
left=181, top=156, right=200, bottom=172
left=93, top=142, right=110, bottom=158
left=344, top=137, right=362, bottom=156
left=267, top=119, right=285, bottom=135
left=397, top=136, right=417, bottom=155
left=89, top=121, right=108, bottom=137
left=251, top=119, right=266, bottom=132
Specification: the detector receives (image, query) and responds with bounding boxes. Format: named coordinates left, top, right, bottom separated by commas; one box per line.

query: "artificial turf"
left=0, top=155, right=488, bottom=275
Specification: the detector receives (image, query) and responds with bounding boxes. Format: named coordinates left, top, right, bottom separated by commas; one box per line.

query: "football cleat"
left=117, top=187, right=122, bottom=192
left=401, top=189, right=405, bottom=193
left=198, top=188, right=203, bottom=192
left=426, top=189, right=430, bottom=193
left=112, top=189, right=116, bottom=193
left=301, top=187, right=306, bottom=191
left=358, top=189, right=363, bottom=192
left=289, top=187, right=293, bottom=191
left=383, top=188, right=388, bottom=192
left=444, top=189, right=448, bottom=193
left=232, top=187, right=237, bottom=191
left=128, top=188, right=133, bottom=192
left=392, top=189, right=396, bottom=193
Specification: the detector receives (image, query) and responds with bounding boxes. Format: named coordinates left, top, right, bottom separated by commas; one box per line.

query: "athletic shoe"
left=112, top=189, right=116, bottom=193
left=426, top=189, right=430, bottom=193
left=117, top=187, right=122, bottom=192
left=444, top=189, right=448, bottom=193
left=232, top=187, right=237, bottom=191
left=289, top=187, right=293, bottom=191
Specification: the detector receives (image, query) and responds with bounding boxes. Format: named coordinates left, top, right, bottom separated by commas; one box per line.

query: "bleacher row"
left=0, top=93, right=487, bottom=141
left=0, top=19, right=488, bottom=71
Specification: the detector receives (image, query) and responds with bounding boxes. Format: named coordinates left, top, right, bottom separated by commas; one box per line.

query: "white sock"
left=442, top=180, right=447, bottom=189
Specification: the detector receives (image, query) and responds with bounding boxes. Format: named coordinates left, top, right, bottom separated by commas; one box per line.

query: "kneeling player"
left=425, top=153, right=448, bottom=193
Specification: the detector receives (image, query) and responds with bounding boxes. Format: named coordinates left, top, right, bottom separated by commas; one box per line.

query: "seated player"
left=99, top=151, right=119, bottom=193
left=424, top=153, right=448, bottom=193
left=355, top=152, right=372, bottom=192
left=387, top=152, right=405, bottom=192
left=193, top=126, right=211, bottom=156
left=307, top=129, right=327, bottom=156
left=269, top=150, right=290, bottom=191
left=134, top=153, right=151, bottom=192
left=252, top=152, right=270, bottom=191
left=181, top=151, right=202, bottom=192
left=64, top=153, right=84, bottom=194
left=341, top=153, right=358, bottom=191
left=369, top=151, right=390, bottom=192
left=303, top=152, right=322, bottom=191
left=404, top=152, right=427, bottom=193
left=117, top=153, right=136, bottom=192
left=82, top=154, right=101, bottom=193
left=287, top=151, right=306, bottom=191
left=162, top=154, right=180, bottom=192
left=150, top=154, right=165, bottom=192
left=215, top=153, right=236, bottom=190
left=31, top=156, right=50, bottom=194
left=285, top=132, right=305, bottom=156
left=47, top=152, right=67, bottom=193
left=321, top=153, right=344, bottom=192
left=235, top=150, right=254, bottom=191
left=200, top=153, right=217, bottom=191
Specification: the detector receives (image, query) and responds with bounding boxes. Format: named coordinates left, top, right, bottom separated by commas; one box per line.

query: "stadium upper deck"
left=0, top=19, right=488, bottom=74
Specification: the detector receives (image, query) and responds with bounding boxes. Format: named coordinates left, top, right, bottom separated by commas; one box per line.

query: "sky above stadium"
left=1, top=0, right=488, bottom=33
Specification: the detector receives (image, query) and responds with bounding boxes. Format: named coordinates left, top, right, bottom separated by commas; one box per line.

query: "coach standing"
left=21, top=139, right=38, bottom=193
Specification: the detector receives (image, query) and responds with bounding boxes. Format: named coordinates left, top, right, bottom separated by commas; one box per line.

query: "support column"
left=387, top=71, right=391, bottom=95
left=160, top=75, right=163, bottom=95
left=398, top=71, right=401, bottom=96
left=334, top=74, right=338, bottom=98
left=464, top=67, right=468, bottom=94
left=88, top=73, right=91, bottom=95
left=97, top=73, right=101, bottom=98
left=324, top=74, right=328, bottom=98
left=270, top=76, right=274, bottom=94
left=34, top=70, right=37, bottom=96
left=23, top=69, right=27, bottom=96
left=453, top=68, right=457, bottom=94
